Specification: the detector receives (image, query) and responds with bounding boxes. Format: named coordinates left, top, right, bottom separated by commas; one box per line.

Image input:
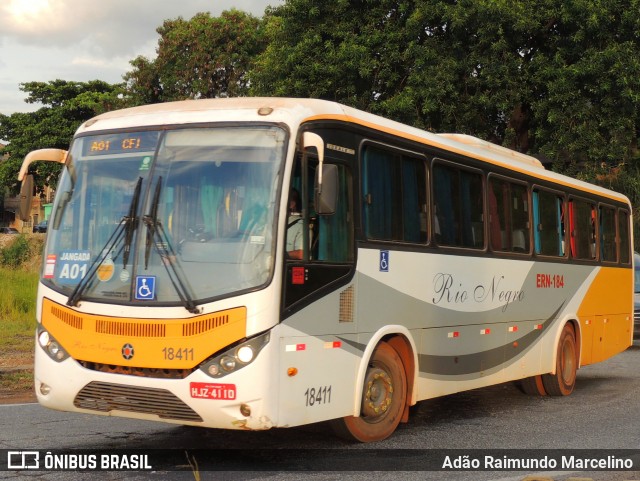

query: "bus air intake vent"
left=50, top=305, right=83, bottom=330
left=182, top=314, right=229, bottom=336
left=95, top=320, right=166, bottom=337
left=339, top=286, right=355, bottom=323
left=74, top=381, right=202, bottom=422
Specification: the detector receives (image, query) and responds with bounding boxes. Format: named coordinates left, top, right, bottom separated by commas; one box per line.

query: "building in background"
left=1, top=143, right=54, bottom=232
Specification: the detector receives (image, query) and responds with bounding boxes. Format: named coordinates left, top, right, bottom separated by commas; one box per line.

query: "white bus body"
left=23, top=98, right=632, bottom=442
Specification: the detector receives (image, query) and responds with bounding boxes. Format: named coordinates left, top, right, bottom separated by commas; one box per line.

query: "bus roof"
left=77, top=97, right=629, bottom=205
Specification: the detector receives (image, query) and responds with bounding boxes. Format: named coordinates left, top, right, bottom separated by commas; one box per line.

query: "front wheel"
left=330, top=341, right=407, bottom=442
left=542, top=323, right=577, bottom=396
left=517, top=375, right=546, bottom=396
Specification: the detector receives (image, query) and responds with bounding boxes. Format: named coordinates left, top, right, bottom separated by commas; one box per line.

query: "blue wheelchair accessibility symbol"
left=380, top=250, right=389, bottom=272
left=135, top=276, right=156, bottom=300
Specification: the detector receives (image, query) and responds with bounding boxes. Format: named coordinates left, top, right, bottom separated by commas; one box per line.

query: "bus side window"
left=362, top=145, right=427, bottom=243
left=618, top=209, right=631, bottom=264
left=286, top=158, right=305, bottom=259
left=288, top=158, right=352, bottom=263
left=316, top=164, right=352, bottom=262
left=599, top=205, right=617, bottom=262
left=489, top=177, right=530, bottom=253
left=362, top=146, right=398, bottom=240
left=570, top=198, right=596, bottom=260
left=401, top=157, right=427, bottom=243
left=433, top=163, right=456, bottom=245
left=533, top=189, right=564, bottom=256
left=433, top=161, right=484, bottom=248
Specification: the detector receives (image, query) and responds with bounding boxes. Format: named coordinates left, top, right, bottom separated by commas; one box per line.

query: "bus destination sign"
left=82, top=132, right=159, bottom=157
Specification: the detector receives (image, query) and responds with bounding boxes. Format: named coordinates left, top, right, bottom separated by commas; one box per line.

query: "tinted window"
left=599, top=206, right=616, bottom=262
left=570, top=199, right=596, bottom=260
left=489, top=177, right=530, bottom=253
left=362, top=145, right=427, bottom=243
left=433, top=161, right=484, bottom=248
left=533, top=189, right=565, bottom=256
left=619, top=209, right=631, bottom=264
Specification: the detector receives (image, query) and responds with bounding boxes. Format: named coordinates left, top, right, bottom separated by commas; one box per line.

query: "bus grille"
left=183, top=313, right=229, bottom=336
left=51, top=305, right=83, bottom=330
left=74, top=381, right=202, bottom=422
left=95, top=319, right=166, bottom=337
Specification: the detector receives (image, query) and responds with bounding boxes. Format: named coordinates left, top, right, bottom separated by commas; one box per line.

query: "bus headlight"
left=199, top=331, right=269, bottom=379
left=37, top=328, right=70, bottom=362
left=237, top=346, right=254, bottom=363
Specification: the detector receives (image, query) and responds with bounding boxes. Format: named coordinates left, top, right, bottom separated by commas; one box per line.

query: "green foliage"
left=252, top=1, right=420, bottom=111
left=0, top=156, right=24, bottom=198
left=124, top=9, right=266, bottom=104
left=251, top=0, right=640, bottom=168
left=0, top=236, right=30, bottom=268
left=532, top=0, right=640, bottom=167
left=0, top=238, right=40, bottom=367
left=0, top=80, right=126, bottom=195
left=0, top=266, right=36, bottom=315
left=0, top=266, right=38, bottom=354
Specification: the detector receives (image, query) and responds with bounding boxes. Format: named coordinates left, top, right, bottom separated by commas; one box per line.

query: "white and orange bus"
left=19, top=98, right=633, bottom=442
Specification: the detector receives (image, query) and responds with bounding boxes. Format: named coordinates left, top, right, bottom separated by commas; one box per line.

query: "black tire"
left=542, top=323, right=577, bottom=396
left=518, top=375, right=547, bottom=396
left=330, top=341, right=407, bottom=442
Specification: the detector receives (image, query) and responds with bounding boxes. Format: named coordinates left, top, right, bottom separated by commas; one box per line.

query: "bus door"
left=277, top=134, right=357, bottom=427
left=281, top=138, right=354, bottom=322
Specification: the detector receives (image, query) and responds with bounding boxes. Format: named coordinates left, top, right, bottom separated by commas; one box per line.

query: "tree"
left=530, top=0, right=640, bottom=169
left=0, top=80, right=125, bottom=195
left=250, top=0, right=640, bottom=167
left=124, top=9, right=266, bottom=104
left=251, top=1, right=420, bottom=112
left=251, top=0, right=556, bottom=146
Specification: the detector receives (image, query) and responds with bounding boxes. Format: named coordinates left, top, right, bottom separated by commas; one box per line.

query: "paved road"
left=1, top=343, right=640, bottom=481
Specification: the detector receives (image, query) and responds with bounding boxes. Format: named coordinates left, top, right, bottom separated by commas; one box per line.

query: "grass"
left=0, top=235, right=41, bottom=398
left=0, top=371, right=32, bottom=391
left=0, top=266, right=38, bottom=397
left=0, top=267, right=39, bottom=351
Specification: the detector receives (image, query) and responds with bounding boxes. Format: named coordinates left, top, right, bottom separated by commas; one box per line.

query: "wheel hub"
left=362, top=367, right=393, bottom=419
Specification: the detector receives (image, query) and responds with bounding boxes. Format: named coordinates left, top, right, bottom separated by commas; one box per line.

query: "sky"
left=0, top=0, right=283, bottom=116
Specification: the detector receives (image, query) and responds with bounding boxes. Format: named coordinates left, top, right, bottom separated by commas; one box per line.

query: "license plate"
left=190, top=382, right=236, bottom=400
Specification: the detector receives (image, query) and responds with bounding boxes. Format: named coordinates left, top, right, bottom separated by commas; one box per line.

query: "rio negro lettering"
left=432, top=273, right=525, bottom=312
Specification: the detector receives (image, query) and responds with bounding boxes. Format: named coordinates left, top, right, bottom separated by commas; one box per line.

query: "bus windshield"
left=43, top=126, right=287, bottom=308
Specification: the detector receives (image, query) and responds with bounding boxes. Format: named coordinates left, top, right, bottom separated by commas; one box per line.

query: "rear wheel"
left=542, top=323, right=577, bottom=396
left=331, top=341, right=407, bottom=442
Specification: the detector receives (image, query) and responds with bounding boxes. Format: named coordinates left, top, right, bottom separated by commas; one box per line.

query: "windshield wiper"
left=67, top=177, right=143, bottom=307
left=123, top=177, right=143, bottom=268
left=144, top=178, right=162, bottom=270
left=143, top=177, right=200, bottom=314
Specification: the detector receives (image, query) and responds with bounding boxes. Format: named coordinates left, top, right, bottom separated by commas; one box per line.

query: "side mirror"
left=315, top=164, right=338, bottom=215
left=302, top=131, right=338, bottom=215
left=18, top=148, right=67, bottom=181
left=18, top=174, right=34, bottom=222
